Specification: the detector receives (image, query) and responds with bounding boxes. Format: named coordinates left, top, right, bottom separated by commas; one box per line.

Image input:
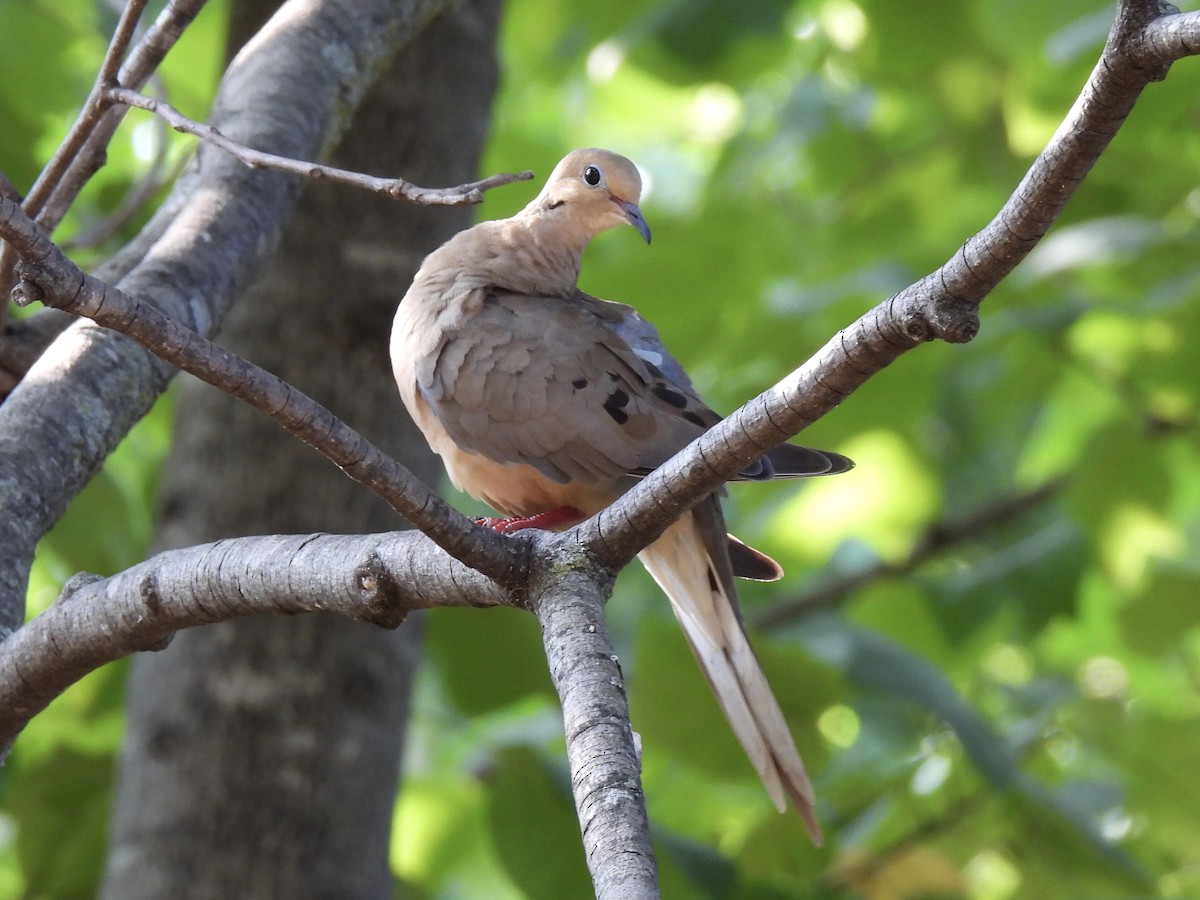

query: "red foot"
left=474, top=506, right=586, bottom=534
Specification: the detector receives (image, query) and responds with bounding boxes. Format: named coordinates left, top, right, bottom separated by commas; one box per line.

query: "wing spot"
left=652, top=385, right=689, bottom=408
left=683, top=411, right=707, bottom=428
left=572, top=377, right=588, bottom=389
left=604, top=389, right=631, bottom=425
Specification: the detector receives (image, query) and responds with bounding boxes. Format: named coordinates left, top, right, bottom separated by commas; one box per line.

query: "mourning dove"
left=390, top=148, right=851, bottom=844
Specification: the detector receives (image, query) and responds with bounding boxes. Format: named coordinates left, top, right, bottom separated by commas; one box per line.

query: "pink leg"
left=474, top=506, right=586, bottom=534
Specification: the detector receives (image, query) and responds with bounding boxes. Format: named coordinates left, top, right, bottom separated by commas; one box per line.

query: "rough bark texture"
left=99, top=1, right=501, bottom=897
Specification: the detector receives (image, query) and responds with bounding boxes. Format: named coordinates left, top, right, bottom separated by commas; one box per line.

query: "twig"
left=0, top=0, right=467, bottom=636
left=755, top=479, right=1066, bottom=630
left=0, top=0, right=212, bottom=294
left=119, top=0, right=210, bottom=88
left=0, top=0, right=152, bottom=296
left=106, top=86, right=534, bottom=205
left=18, top=0, right=149, bottom=221
left=2, top=193, right=525, bottom=588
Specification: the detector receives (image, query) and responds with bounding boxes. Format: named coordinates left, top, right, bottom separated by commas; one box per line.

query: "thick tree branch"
left=528, top=537, right=658, bottom=898
left=580, top=0, right=1188, bottom=573
left=0, top=530, right=507, bottom=751
left=106, top=87, right=534, bottom=205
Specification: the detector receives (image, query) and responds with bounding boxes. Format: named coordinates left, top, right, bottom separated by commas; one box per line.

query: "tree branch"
left=0, top=530, right=507, bottom=751
left=529, top=535, right=659, bottom=898
left=106, top=86, right=534, bottom=205
left=28, top=0, right=211, bottom=241
left=579, top=0, right=1189, bottom=574
left=14, top=0, right=150, bottom=224
left=0, top=0, right=208, bottom=359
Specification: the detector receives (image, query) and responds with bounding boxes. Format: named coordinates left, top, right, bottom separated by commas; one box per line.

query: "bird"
left=390, top=148, right=852, bottom=844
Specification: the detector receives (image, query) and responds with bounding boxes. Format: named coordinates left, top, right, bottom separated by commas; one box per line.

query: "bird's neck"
left=494, top=209, right=590, bottom=298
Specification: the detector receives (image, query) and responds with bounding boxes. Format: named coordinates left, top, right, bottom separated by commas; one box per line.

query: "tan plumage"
left=390, top=148, right=850, bottom=844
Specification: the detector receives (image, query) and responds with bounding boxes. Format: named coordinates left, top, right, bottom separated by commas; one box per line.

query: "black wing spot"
left=572, top=377, right=588, bottom=389
left=607, top=371, right=621, bottom=381
left=683, top=411, right=707, bottom=428
left=652, top=385, right=689, bottom=408
left=604, top=389, right=631, bottom=425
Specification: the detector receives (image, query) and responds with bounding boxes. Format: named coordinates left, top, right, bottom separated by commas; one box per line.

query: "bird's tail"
left=638, top=501, right=822, bottom=845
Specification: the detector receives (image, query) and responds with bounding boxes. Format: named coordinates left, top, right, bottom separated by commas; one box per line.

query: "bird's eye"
left=582, top=165, right=602, bottom=186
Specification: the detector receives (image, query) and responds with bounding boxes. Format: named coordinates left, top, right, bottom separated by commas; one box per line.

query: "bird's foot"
left=474, top=506, right=586, bottom=534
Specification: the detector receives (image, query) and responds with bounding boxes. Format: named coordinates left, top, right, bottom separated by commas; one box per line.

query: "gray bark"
left=100, top=1, right=501, bottom=897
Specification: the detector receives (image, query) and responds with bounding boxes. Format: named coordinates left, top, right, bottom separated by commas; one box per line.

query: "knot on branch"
left=928, top=298, right=981, bottom=345
left=10, top=279, right=44, bottom=308
left=14, top=258, right=85, bottom=315
left=136, top=571, right=175, bottom=651
left=899, top=310, right=935, bottom=343
left=354, top=550, right=406, bottom=629
left=57, top=571, right=104, bottom=602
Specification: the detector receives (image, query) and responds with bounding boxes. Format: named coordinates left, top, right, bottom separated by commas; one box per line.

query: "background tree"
left=2, top=0, right=1200, bottom=898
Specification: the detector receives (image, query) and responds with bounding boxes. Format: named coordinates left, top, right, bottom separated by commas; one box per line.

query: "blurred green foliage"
left=5, top=0, right=1200, bottom=897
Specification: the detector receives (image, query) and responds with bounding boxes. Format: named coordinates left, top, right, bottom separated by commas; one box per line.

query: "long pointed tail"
left=638, top=504, right=822, bottom=845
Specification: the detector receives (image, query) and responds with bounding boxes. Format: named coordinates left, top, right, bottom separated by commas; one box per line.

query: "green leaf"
left=1118, top=561, right=1200, bottom=657
left=424, top=607, right=555, bottom=717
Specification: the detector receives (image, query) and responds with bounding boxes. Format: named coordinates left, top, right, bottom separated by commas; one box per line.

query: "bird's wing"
left=413, top=289, right=719, bottom=486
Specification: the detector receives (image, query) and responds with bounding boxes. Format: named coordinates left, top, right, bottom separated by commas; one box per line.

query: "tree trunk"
left=100, top=2, right=500, bottom=896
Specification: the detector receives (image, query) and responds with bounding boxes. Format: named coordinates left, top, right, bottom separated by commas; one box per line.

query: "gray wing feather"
left=416, top=289, right=713, bottom=485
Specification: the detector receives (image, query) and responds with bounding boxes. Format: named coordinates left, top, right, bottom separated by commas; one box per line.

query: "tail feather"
left=638, top=503, right=822, bottom=845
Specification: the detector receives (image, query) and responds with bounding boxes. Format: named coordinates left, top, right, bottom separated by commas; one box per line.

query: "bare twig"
left=0, top=0, right=463, bottom=633
left=755, top=479, right=1066, bottom=629
left=0, top=0, right=212, bottom=297
left=18, top=0, right=149, bottom=221
left=106, top=87, right=534, bottom=205
left=0, top=0, right=152, bottom=297
left=3, top=4, right=1200, bottom=893
left=119, top=0, right=210, bottom=88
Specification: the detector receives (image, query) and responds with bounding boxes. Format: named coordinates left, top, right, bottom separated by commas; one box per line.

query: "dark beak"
left=615, top=198, right=651, bottom=244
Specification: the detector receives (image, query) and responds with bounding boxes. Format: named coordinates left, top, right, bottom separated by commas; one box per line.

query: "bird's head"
left=532, top=148, right=651, bottom=244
